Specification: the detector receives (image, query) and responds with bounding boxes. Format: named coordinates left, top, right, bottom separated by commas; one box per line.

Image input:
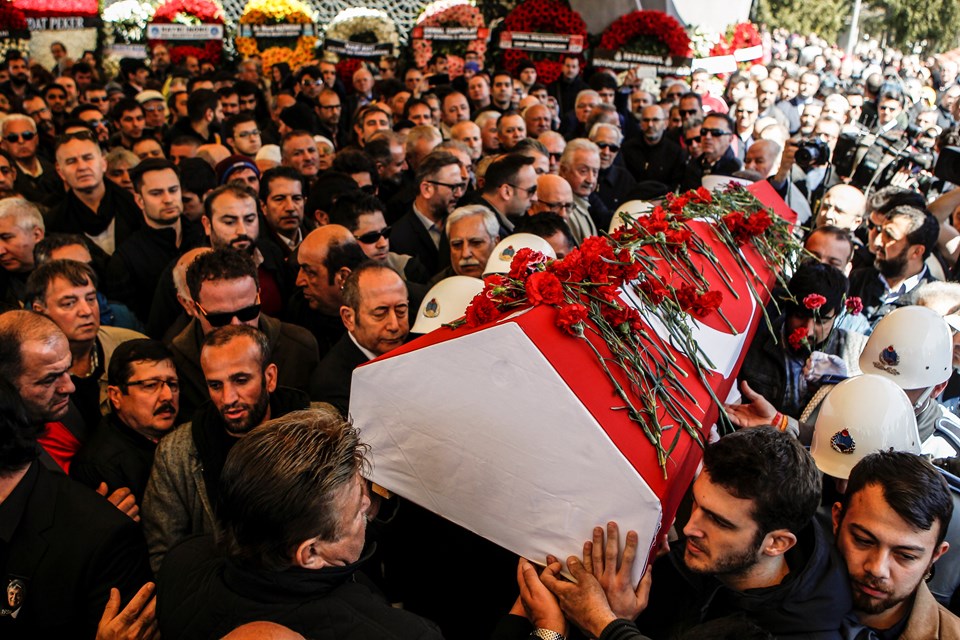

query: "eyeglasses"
left=867, top=220, right=885, bottom=233
left=4, top=131, right=36, bottom=143
left=83, top=119, right=106, bottom=128
left=548, top=152, right=562, bottom=161
left=142, top=104, right=164, bottom=113
left=596, top=142, right=620, bottom=153
left=540, top=200, right=573, bottom=211
left=196, top=295, right=262, bottom=327
left=235, top=129, right=261, bottom=138
left=302, top=79, right=323, bottom=87
left=679, top=109, right=700, bottom=116
left=27, top=107, right=50, bottom=117
left=878, top=105, right=900, bottom=112
left=87, top=96, right=108, bottom=103
left=56, top=129, right=96, bottom=145
left=319, top=104, right=342, bottom=110
left=355, top=226, right=391, bottom=244
left=507, top=183, right=537, bottom=196
left=641, top=117, right=664, bottom=123
left=125, top=378, right=180, bottom=393
left=738, top=110, right=756, bottom=115
left=427, top=180, right=467, bottom=194
left=685, top=135, right=702, bottom=144
left=701, top=128, right=731, bottom=137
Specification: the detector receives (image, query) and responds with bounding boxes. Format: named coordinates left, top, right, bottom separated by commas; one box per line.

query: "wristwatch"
left=531, top=630, right=566, bottom=640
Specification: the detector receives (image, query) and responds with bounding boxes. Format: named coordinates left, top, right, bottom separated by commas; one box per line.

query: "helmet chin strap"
left=913, top=386, right=935, bottom=412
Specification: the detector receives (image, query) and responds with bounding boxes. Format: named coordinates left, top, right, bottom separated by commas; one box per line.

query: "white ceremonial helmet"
left=701, top=175, right=753, bottom=192
left=810, top=374, right=920, bottom=480
left=609, top=199, right=655, bottom=234
left=483, top=233, right=557, bottom=276
left=859, top=306, right=953, bottom=391
left=411, top=275, right=484, bottom=335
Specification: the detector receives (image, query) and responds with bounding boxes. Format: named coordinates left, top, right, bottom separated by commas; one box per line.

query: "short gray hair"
left=916, top=282, right=960, bottom=316
left=559, top=138, right=600, bottom=170
left=445, top=204, right=499, bottom=238
left=588, top=123, right=623, bottom=145
left=1, top=114, right=36, bottom=136
left=474, top=110, right=501, bottom=130
left=0, top=198, right=44, bottom=233
left=575, top=90, right=600, bottom=106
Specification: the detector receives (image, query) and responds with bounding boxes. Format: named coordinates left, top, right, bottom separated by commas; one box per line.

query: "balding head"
left=743, top=140, right=781, bottom=178
left=221, top=622, right=305, bottom=640
left=531, top=174, right=574, bottom=218
left=0, top=310, right=74, bottom=422
left=174, top=247, right=214, bottom=314
left=296, top=225, right=365, bottom=315
left=817, top=184, right=866, bottom=230
left=640, top=105, right=666, bottom=144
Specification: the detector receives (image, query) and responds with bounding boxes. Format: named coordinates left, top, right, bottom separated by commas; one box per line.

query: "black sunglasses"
left=356, top=226, right=391, bottom=244
left=679, top=109, right=700, bottom=116
left=4, top=131, right=36, bottom=143
left=196, top=295, right=261, bottom=327
left=596, top=142, right=620, bottom=153
left=700, top=128, right=731, bottom=137
left=685, top=135, right=702, bottom=144
left=55, top=129, right=97, bottom=145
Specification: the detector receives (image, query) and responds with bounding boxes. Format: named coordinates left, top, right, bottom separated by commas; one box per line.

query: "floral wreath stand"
left=146, top=0, right=226, bottom=66
left=593, top=10, right=692, bottom=79
left=323, top=7, right=400, bottom=87
left=235, top=0, right=318, bottom=73
left=411, top=0, right=488, bottom=77
left=102, top=0, right=155, bottom=81
left=499, top=0, right=587, bottom=86
left=12, top=0, right=99, bottom=70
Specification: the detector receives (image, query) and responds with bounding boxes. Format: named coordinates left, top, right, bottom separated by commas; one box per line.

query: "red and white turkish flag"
left=351, top=182, right=794, bottom=575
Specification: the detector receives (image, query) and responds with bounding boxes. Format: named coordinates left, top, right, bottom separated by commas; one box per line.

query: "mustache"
left=458, top=258, right=481, bottom=268
left=154, top=401, right=176, bottom=416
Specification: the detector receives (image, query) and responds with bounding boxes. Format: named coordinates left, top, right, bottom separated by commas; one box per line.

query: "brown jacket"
left=902, top=582, right=960, bottom=639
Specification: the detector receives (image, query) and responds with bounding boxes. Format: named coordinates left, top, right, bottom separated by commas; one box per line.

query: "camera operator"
left=770, top=116, right=841, bottom=216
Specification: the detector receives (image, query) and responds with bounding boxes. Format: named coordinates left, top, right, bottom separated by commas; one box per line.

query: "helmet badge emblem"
left=831, top=429, right=857, bottom=454
left=873, top=345, right=901, bottom=376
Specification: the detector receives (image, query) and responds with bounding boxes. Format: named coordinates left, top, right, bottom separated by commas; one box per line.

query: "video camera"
left=832, top=128, right=937, bottom=192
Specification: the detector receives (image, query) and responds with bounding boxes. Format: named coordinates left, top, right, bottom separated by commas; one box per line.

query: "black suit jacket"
left=389, top=209, right=448, bottom=275
left=309, top=333, right=368, bottom=416
left=0, top=462, right=151, bottom=638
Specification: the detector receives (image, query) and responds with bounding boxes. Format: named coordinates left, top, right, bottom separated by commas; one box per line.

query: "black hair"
left=110, top=97, right=143, bottom=123
left=843, top=451, right=953, bottom=546
left=187, top=89, right=220, bottom=123
left=258, top=166, right=305, bottom=202
left=482, top=153, right=535, bottom=193
left=129, top=157, right=179, bottom=193
left=702, top=427, right=821, bottom=538
left=783, top=260, right=848, bottom=319
left=108, top=339, right=174, bottom=388
left=329, top=191, right=386, bottom=232
left=0, top=377, right=41, bottom=473
left=186, top=248, right=259, bottom=302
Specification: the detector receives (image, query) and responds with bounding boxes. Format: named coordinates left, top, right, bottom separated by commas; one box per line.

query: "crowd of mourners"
left=6, top=25, right=960, bottom=640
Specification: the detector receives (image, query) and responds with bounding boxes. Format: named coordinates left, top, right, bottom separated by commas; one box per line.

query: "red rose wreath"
left=148, top=0, right=225, bottom=65
left=599, top=10, right=691, bottom=58
left=501, top=0, right=587, bottom=85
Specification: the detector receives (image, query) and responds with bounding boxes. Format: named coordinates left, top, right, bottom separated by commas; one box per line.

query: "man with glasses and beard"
left=167, top=248, right=318, bottom=423
left=143, top=324, right=315, bottom=572
left=390, top=151, right=463, bottom=274
left=849, top=205, right=940, bottom=328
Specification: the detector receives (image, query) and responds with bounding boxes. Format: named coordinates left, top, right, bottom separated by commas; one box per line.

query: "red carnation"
left=845, top=296, right=863, bottom=316
left=803, top=294, right=827, bottom=311
left=788, top=327, right=810, bottom=351
left=465, top=292, right=502, bottom=327
left=508, top=247, right=549, bottom=279
left=690, top=290, right=723, bottom=319
left=556, top=303, right=588, bottom=336
left=525, top=271, right=564, bottom=306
